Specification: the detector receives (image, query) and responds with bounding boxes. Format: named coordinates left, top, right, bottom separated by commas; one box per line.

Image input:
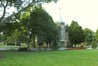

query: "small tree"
left=29, top=7, right=59, bottom=50
left=0, top=0, right=58, bottom=22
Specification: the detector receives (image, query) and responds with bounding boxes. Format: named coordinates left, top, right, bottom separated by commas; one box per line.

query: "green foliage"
left=0, top=0, right=59, bottom=49
left=29, top=7, right=59, bottom=49
left=0, top=0, right=58, bottom=9
left=95, top=29, right=98, bottom=41
left=0, top=0, right=58, bottom=23
left=50, top=39, right=59, bottom=50
left=0, top=33, right=6, bottom=42
left=68, top=20, right=85, bottom=46
left=91, top=41, right=97, bottom=49
left=84, top=28, right=94, bottom=42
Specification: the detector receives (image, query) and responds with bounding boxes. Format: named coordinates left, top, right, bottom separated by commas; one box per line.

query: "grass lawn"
left=0, top=50, right=98, bottom=66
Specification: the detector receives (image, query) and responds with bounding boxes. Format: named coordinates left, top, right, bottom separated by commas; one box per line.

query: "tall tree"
left=16, top=6, right=59, bottom=50
left=29, top=7, right=59, bottom=49
left=68, top=20, right=85, bottom=47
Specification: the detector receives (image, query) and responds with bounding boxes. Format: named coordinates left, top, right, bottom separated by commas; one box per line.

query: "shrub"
left=51, top=40, right=59, bottom=50
left=18, top=48, right=31, bottom=51
left=7, top=43, right=15, bottom=45
left=91, top=41, right=97, bottom=49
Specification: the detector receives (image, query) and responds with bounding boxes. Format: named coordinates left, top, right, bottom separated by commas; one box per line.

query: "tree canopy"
left=84, top=28, right=94, bottom=43
left=3, top=6, right=59, bottom=50
left=0, top=0, right=59, bottom=50
left=0, top=0, right=58, bottom=23
left=68, top=20, right=85, bottom=46
left=27, top=7, right=59, bottom=49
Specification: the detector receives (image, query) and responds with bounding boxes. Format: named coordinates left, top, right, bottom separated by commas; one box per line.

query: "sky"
left=0, top=7, right=17, bottom=17
left=43, top=0, right=98, bottom=32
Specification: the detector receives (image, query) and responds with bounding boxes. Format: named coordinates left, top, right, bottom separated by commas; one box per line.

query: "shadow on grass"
left=0, top=55, right=6, bottom=60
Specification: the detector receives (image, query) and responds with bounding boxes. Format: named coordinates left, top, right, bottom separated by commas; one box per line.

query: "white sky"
left=43, top=0, right=98, bottom=32
left=0, top=7, right=17, bottom=17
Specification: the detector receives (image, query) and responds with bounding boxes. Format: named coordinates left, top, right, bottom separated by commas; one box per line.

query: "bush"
left=91, top=41, right=97, bottom=49
left=51, top=40, right=59, bottom=50
left=7, top=43, right=15, bottom=46
left=66, top=42, right=73, bottom=48
left=18, top=48, right=31, bottom=51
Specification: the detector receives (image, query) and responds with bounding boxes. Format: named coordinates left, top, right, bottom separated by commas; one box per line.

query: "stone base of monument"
left=87, top=47, right=92, bottom=50
left=58, top=47, right=66, bottom=50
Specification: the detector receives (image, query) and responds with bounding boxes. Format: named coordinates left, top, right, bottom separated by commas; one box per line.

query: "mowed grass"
left=0, top=50, right=98, bottom=66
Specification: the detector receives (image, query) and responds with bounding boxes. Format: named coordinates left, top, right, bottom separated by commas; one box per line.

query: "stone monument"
left=57, top=22, right=69, bottom=49
left=56, top=7, right=69, bottom=50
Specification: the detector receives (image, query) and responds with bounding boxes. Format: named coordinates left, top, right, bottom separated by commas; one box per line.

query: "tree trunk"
left=32, top=35, right=36, bottom=48
left=0, top=1, right=8, bottom=23
left=46, top=42, right=49, bottom=48
left=27, top=33, right=32, bottom=51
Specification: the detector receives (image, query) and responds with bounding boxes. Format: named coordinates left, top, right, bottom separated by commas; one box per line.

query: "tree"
left=0, top=0, right=59, bottom=42
left=68, top=20, right=85, bottom=47
left=84, top=28, right=94, bottom=43
left=29, top=7, right=59, bottom=50
left=0, top=0, right=58, bottom=23
left=95, top=29, right=98, bottom=41
left=0, top=0, right=22, bottom=22
left=0, top=0, right=59, bottom=51
left=15, top=6, right=59, bottom=50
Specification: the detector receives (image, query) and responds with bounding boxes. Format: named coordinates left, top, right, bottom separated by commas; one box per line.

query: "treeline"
left=68, top=20, right=98, bottom=48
